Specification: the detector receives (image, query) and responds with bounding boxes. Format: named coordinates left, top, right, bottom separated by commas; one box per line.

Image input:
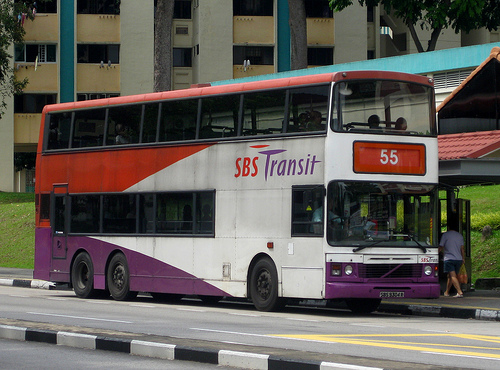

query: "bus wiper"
left=352, top=238, right=387, bottom=252
left=404, top=234, right=427, bottom=253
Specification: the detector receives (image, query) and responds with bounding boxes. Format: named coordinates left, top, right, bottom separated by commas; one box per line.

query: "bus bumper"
left=325, top=282, right=440, bottom=300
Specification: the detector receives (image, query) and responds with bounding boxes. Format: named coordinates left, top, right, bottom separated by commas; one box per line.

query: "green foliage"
left=0, top=1, right=36, bottom=117
left=328, top=0, right=500, bottom=52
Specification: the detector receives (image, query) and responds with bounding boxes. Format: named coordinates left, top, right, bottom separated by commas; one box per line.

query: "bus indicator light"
left=353, top=141, right=426, bottom=175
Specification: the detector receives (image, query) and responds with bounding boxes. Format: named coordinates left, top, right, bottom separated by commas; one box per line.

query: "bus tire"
left=107, top=253, right=137, bottom=301
left=249, top=258, right=284, bottom=312
left=71, top=252, right=96, bottom=299
left=345, top=298, right=381, bottom=314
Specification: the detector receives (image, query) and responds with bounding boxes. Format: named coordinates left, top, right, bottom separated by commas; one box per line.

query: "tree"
left=329, top=0, right=500, bottom=52
left=154, top=0, right=175, bottom=92
left=288, top=0, right=308, bottom=70
left=0, top=1, right=35, bottom=117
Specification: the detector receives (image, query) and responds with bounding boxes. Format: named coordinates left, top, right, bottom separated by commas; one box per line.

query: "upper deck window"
left=334, top=80, right=436, bottom=136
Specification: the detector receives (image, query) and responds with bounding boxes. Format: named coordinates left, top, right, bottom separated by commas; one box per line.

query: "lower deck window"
left=66, top=191, right=214, bottom=236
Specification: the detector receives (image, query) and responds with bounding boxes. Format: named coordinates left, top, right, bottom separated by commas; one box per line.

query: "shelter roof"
left=438, top=130, right=500, bottom=160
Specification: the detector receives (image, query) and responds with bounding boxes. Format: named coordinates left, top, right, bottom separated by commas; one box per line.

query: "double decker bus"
left=34, top=71, right=439, bottom=313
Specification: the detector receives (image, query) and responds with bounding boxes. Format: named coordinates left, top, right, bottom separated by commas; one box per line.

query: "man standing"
left=439, top=222, right=465, bottom=298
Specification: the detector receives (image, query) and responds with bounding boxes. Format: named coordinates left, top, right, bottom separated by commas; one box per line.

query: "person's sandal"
left=453, top=294, right=463, bottom=298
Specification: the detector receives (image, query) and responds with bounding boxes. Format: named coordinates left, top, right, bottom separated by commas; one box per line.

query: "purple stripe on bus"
left=34, top=228, right=230, bottom=297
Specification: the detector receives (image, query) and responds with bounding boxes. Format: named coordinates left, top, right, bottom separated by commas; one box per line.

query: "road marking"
left=176, top=308, right=206, bottom=312
left=229, top=313, right=261, bottom=317
left=129, top=304, right=156, bottom=308
left=286, top=318, right=320, bottom=322
left=26, top=312, right=133, bottom=324
left=422, top=351, right=500, bottom=361
left=270, top=333, right=500, bottom=361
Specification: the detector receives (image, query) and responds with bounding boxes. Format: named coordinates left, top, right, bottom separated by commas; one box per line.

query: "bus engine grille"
left=359, top=264, right=420, bottom=279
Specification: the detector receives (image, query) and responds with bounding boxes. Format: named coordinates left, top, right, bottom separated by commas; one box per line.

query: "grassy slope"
left=459, top=184, right=500, bottom=282
left=0, top=186, right=499, bottom=281
left=0, top=193, right=35, bottom=268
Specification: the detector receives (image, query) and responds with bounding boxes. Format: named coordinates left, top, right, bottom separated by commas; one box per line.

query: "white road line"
left=422, top=351, right=500, bottom=361
left=129, top=304, right=156, bottom=308
left=287, top=318, right=320, bottom=322
left=176, top=308, right=206, bottom=312
left=26, top=312, right=133, bottom=324
left=229, top=312, right=261, bottom=317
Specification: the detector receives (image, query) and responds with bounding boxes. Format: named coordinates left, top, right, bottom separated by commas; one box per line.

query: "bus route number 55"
left=380, top=149, right=398, bottom=165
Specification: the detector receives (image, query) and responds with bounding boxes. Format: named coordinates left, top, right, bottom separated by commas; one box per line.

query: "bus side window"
left=107, top=104, right=142, bottom=145
left=159, top=99, right=198, bottom=142
left=199, top=95, right=239, bottom=139
left=288, top=85, right=329, bottom=133
left=46, top=112, right=71, bottom=150
left=242, top=90, right=286, bottom=136
left=291, top=186, right=324, bottom=237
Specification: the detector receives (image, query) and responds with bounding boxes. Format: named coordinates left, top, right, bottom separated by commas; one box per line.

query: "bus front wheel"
left=72, top=252, right=95, bottom=298
left=107, top=253, right=137, bottom=301
left=249, top=258, right=284, bottom=312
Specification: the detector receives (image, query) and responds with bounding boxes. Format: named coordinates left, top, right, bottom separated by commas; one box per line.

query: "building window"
left=174, top=0, right=191, bottom=19
left=14, top=94, right=57, bottom=113
left=307, top=48, right=333, bottom=66
left=305, top=0, right=332, bottom=18
left=15, top=44, right=56, bottom=63
left=77, top=44, right=120, bottom=64
left=233, top=0, right=273, bottom=16
left=173, top=48, right=192, bottom=67
left=77, top=0, right=120, bottom=14
left=233, top=46, right=274, bottom=65
left=17, top=0, right=58, bottom=13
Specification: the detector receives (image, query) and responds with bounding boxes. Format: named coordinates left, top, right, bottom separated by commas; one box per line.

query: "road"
left=0, top=338, right=233, bottom=369
left=2, top=285, right=500, bottom=369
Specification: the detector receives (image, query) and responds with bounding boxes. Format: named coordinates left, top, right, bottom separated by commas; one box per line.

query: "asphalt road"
left=2, top=285, right=500, bottom=369
left=0, top=338, right=233, bottom=370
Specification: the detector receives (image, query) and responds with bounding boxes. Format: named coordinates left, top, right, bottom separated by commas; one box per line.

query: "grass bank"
left=0, top=193, right=35, bottom=268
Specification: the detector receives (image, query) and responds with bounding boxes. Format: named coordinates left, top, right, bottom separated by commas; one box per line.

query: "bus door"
left=51, top=184, right=69, bottom=259
left=457, top=198, right=471, bottom=292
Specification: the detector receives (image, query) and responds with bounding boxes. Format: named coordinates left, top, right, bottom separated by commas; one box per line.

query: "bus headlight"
left=345, top=265, right=353, bottom=276
left=424, top=265, right=432, bottom=276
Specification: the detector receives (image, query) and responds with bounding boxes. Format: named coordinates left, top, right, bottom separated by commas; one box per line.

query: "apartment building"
left=3, top=0, right=499, bottom=192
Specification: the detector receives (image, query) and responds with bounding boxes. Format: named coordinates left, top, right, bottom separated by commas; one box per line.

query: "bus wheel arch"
left=248, top=254, right=285, bottom=312
left=106, top=251, right=138, bottom=301
left=71, top=250, right=96, bottom=299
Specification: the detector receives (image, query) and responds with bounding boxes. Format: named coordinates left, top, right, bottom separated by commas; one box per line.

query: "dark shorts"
left=444, top=259, right=462, bottom=274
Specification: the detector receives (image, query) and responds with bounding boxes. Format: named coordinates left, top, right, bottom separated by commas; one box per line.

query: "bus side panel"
left=33, top=228, right=52, bottom=281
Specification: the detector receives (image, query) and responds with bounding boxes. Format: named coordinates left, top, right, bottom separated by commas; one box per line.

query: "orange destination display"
left=353, top=141, right=426, bottom=175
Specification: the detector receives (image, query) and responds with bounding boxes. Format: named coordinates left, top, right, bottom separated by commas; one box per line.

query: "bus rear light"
left=331, top=264, right=341, bottom=276
left=434, top=265, right=439, bottom=277
left=267, top=242, right=274, bottom=249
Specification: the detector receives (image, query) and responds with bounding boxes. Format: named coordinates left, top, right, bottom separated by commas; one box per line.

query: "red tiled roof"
left=438, top=130, right=500, bottom=160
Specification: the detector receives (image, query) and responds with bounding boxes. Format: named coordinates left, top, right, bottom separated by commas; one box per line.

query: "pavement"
left=1, top=267, right=500, bottom=369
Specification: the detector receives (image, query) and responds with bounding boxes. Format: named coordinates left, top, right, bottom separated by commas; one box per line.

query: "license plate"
left=379, top=292, right=404, bottom=298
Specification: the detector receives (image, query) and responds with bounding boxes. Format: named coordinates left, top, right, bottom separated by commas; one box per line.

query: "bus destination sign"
left=353, top=141, right=426, bottom=175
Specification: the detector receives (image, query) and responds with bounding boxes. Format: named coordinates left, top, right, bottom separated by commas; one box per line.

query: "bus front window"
left=334, top=80, right=435, bottom=136
left=327, top=182, right=437, bottom=248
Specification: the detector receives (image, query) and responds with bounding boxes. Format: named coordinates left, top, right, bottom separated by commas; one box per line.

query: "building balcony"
left=22, top=14, right=58, bottom=42
left=233, top=16, right=274, bottom=44
left=14, top=113, right=41, bottom=145
left=233, top=64, right=274, bottom=79
left=77, top=64, right=120, bottom=92
left=307, top=18, right=334, bottom=45
left=173, top=19, right=193, bottom=47
left=77, top=14, right=120, bottom=43
left=14, top=63, right=58, bottom=91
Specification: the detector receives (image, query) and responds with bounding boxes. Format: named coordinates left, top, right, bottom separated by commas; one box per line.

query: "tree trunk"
left=288, top=0, right=308, bottom=70
left=154, top=0, right=175, bottom=92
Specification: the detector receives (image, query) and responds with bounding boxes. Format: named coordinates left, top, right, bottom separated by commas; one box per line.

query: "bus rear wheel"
left=249, top=258, right=284, bottom=312
left=107, top=253, right=137, bottom=301
left=345, top=298, right=381, bottom=314
left=72, top=252, right=96, bottom=298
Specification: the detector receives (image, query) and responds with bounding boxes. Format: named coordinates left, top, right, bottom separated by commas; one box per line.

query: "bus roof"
left=42, top=70, right=432, bottom=114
